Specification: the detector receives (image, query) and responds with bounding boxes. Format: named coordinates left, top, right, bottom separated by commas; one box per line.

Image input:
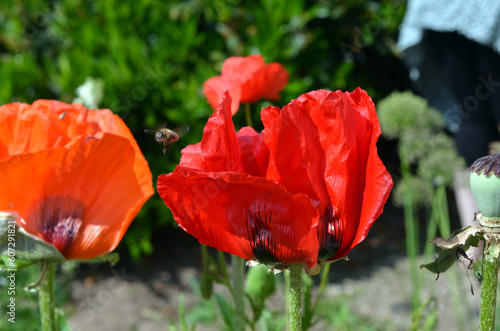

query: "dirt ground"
left=67, top=203, right=483, bottom=331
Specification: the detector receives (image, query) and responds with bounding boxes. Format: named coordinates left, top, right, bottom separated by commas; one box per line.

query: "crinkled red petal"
left=199, top=91, right=243, bottom=172
left=157, top=167, right=319, bottom=268
left=262, top=89, right=392, bottom=261
left=182, top=91, right=242, bottom=171
left=342, top=88, right=394, bottom=255
left=236, top=127, right=269, bottom=177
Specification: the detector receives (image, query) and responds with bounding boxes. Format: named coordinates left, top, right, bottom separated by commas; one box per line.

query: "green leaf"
left=73, top=252, right=120, bottom=266
left=420, top=249, right=458, bottom=275
left=214, top=293, right=235, bottom=331
left=410, top=297, right=438, bottom=331
left=0, top=256, right=37, bottom=270
left=421, top=226, right=482, bottom=275
left=0, top=212, right=66, bottom=263
left=178, top=294, right=188, bottom=331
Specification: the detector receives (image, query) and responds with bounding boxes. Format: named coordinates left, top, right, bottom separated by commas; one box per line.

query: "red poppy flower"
left=203, top=55, right=289, bottom=115
left=158, top=89, right=393, bottom=268
left=0, top=100, right=154, bottom=260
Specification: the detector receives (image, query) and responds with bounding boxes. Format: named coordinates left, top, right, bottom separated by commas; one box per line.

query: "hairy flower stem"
left=245, top=103, right=253, bottom=127
left=39, top=263, right=56, bottom=331
left=289, top=264, right=302, bottom=331
left=479, top=239, right=500, bottom=331
left=231, top=255, right=245, bottom=331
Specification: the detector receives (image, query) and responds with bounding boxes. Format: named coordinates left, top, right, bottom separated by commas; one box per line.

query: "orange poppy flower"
left=203, top=55, right=289, bottom=115
left=0, top=100, right=154, bottom=260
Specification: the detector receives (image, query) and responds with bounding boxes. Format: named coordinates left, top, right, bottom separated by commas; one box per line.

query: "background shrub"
left=0, top=0, right=410, bottom=259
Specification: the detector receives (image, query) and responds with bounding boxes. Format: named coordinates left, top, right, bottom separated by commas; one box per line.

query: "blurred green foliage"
left=377, top=91, right=465, bottom=207
left=0, top=0, right=409, bottom=260
left=0, top=264, right=73, bottom=331
left=376, top=91, right=445, bottom=141
left=166, top=271, right=392, bottom=331
left=0, top=265, right=40, bottom=331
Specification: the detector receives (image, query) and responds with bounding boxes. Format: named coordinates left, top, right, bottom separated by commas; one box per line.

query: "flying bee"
left=144, top=123, right=188, bottom=154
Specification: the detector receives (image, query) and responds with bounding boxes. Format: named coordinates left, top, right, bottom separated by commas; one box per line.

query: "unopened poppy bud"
left=470, top=154, right=500, bottom=218
left=200, top=272, right=213, bottom=300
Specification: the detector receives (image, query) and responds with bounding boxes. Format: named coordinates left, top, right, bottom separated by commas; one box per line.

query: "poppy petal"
left=241, top=62, right=289, bottom=103
left=221, top=55, right=265, bottom=82
left=181, top=91, right=244, bottom=172
left=0, top=102, right=81, bottom=157
left=0, top=100, right=145, bottom=162
left=237, top=126, right=269, bottom=177
left=344, top=88, right=394, bottom=250
left=203, top=77, right=242, bottom=115
left=204, top=55, right=288, bottom=114
left=0, top=133, right=154, bottom=260
left=262, top=89, right=392, bottom=261
left=179, top=142, right=204, bottom=169
left=157, top=167, right=319, bottom=268
left=261, top=94, right=329, bottom=203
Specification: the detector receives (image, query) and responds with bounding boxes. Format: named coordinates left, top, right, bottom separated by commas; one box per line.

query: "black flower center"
left=29, top=195, right=85, bottom=256
left=246, top=201, right=280, bottom=265
left=317, top=203, right=342, bottom=261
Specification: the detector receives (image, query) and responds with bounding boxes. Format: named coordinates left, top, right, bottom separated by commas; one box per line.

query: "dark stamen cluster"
left=30, top=195, right=85, bottom=256
left=317, top=203, right=342, bottom=261
left=246, top=201, right=279, bottom=265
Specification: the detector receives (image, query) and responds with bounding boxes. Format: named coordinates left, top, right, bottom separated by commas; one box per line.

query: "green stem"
left=423, top=192, right=439, bottom=259
left=400, top=149, right=419, bottom=309
left=289, top=264, right=302, bottom=331
left=436, top=185, right=451, bottom=238
left=313, top=263, right=330, bottom=311
left=285, top=270, right=290, bottom=331
left=39, top=263, right=56, bottom=331
left=231, top=255, right=245, bottom=331
left=217, top=250, right=229, bottom=286
left=436, top=185, right=466, bottom=331
left=479, top=241, right=500, bottom=331
left=244, top=103, right=253, bottom=127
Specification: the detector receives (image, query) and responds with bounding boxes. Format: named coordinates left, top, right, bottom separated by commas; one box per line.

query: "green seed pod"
left=470, top=154, right=500, bottom=218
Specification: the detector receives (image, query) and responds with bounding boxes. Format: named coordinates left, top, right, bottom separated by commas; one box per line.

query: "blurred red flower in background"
left=203, top=55, right=289, bottom=115
left=0, top=100, right=154, bottom=260
left=158, top=88, right=393, bottom=269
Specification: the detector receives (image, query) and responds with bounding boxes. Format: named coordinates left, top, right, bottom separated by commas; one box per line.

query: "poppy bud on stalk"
left=470, top=154, right=500, bottom=221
